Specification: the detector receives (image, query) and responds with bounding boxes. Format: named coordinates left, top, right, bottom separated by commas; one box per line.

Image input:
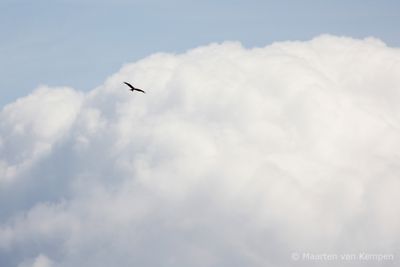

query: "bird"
left=123, top=82, right=146, bottom=94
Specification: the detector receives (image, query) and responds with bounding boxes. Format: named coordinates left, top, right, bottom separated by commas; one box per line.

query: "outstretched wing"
left=123, top=82, right=135, bottom=90
left=135, top=88, right=146, bottom=94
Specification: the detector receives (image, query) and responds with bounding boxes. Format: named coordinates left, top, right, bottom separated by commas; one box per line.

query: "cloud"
left=0, top=87, right=83, bottom=183
left=1, top=35, right=400, bottom=267
left=17, top=254, right=53, bottom=267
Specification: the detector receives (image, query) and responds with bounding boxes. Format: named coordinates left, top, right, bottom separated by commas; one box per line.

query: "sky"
left=1, top=0, right=400, bottom=107
left=1, top=1, right=400, bottom=267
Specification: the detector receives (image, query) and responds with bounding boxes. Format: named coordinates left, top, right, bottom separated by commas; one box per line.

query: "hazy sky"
left=1, top=0, right=400, bottom=107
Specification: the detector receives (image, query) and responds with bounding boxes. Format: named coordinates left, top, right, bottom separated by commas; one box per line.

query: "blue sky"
left=1, top=0, right=399, bottom=107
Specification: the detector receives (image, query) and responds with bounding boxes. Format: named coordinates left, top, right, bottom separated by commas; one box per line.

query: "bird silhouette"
left=123, top=82, right=146, bottom=94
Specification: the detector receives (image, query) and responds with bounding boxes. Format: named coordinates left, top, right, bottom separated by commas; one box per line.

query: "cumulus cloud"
left=1, top=35, right=400, bottom=267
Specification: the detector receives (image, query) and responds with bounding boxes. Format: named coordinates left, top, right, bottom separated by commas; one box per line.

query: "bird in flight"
left=123, top=82, right=146, bottom=94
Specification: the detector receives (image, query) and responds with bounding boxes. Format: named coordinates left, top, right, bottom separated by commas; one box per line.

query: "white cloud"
left=18, top=254, right=53, bottom=267
left=0, top=86, right=83, bottom=183
left=1, top=35, right=400, bottom=266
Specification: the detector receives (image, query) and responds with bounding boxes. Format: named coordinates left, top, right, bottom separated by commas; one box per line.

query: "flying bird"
left=123, top=82, right=146, bottom=94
